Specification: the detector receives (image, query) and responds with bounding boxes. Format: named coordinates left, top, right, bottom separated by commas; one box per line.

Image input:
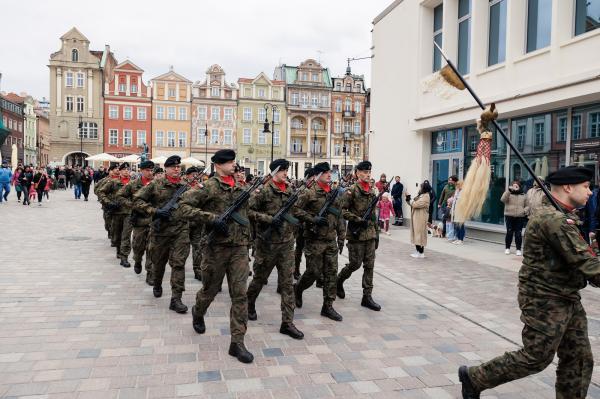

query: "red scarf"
left=317, top=181, right=331, bottom=193
left=273, top=180, right=287, bottom=192
left=220, top=175, right=235, bottom=187
left=111, top=174, right=120, bottom=179
left=120, top=177, right=130, bottom=185
left=141, top=176, right=152, bottom=186
left=166, top=175, right=181, bottom=184
left=359, top=181, right=371, bottom=192
left=552, top=195, right=575, bottom=213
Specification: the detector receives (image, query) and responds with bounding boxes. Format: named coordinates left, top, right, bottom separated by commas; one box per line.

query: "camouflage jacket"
left=94, top=176, right=112, bottom=206
left=294, top=184, right=345, bottom=243
left=249, top=180, right=298, bottom=244
left=341, top=182, right=380, bottom=241
left=117, top=177, right=152, bottom=227
left=178, top=176, right=250, bottom=246
left=519, top=198, right=600, bottom=301
left=133, top=177, right=189, bottom=236
left=97, top=178, right=131, bottom=215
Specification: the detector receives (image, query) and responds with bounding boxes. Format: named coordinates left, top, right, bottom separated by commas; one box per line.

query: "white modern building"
left=371, top=0, right=600, bottom=233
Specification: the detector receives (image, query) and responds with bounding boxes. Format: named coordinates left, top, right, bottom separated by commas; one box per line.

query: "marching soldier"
left=294, top=162, right=345, bottom=322
left=97, top=162, right=133, bottom=268
left=95, top=165, right=118, bottom=241
left=246, top=159, right=304, bottom=340
left=133, top=155, right=190, bottom=314
left=116, top=160, right=155, bottom=283
left=178, top=149, right=254, bottom=363
left=294, top=168, right=314, bottom=280
left=337, top=160, right=382, bottom=311
left=459, top=166, right=599, bottom=399
left=183, top=167, right=204, bottom=281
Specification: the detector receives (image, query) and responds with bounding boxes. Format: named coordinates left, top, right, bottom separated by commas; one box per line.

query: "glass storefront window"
left=570, top=105, right=600, bottom=182
left=431, top=128, right=463, bottom=154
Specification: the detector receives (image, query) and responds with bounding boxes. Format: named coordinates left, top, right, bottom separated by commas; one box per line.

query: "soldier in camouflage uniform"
left=294, top=168, right=314, bottom=280
left=337, top=161, right=382, bottom=311
left=95, top=165, right=118, bottom=241
left=116, top=160, right=155, bottom=283
left=183, top=167, right=204, bottom=281
left=294, top=162, right=345, bottom=322
left=133, top=155, right=189, bottom=314
left=459, top=166, right=600, bottom=399
left=246, top=159, right=304, bottom=339
left=178, top=149, right=254, bottom=364
left=97, top=163, right=133, bottom=268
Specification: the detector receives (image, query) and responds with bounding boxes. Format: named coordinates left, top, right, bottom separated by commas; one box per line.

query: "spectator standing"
left=81, top=169, right=93, bottom=201
left=72, top=166, right=83, bottom=199
left=19, top=166, right=34, bottom=206
left=501, top=180, right=528, bottom=256
left=391, top=176, right=404, bottom=226
left=525, top=176, right=546, bottom=218
left=377, top=193, right=395, bottom=235
left=0, top=162, right=12, bottom=203
left=437, top=175, right=458, bottom=237
left=375, top=173, right=389, bottom=194
left=451, top=181, right=465, bottom=244
left=43, top=172, right=53, bottom=201
left=12, top=166, right=23, bottom=202
left=408, top=181, right=432, bottom=258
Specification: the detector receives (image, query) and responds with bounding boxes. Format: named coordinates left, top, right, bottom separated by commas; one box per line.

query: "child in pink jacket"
left=377, top=193, right=395, bottom=235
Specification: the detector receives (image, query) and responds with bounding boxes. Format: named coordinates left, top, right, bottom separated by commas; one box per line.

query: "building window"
left=300, top=93, right=308, bottom=108
left=131, top=83, right=138, bottom=93
left=211, top=87, right=220, bottom=97
left=291, top=138, right=302, bottom=153
left=76, top=97, right=84, bottom=113
left=572, top=114, right=582, bottom=140
left=273, top=129, right=280, bottom=146
left=526, top=0, right=552, bottom=53
left=224, top=130, right=232, bottom=145
left=334, top=144, right=341, bottom=156
left=354, top=121, right=361, bottom=135
left=291, top=93, right=299, bottom=105
left=533, top=118, right=545, bottom=148
left=179, top=107, right=187, bottom=120
left=224, top=108, right=233, bottom=121
left=458, top=0, right=471, bottom=74
left=71, top=49, right=78, bottom=62
left=167, top=107, right=176, bottom=120
left=335, top=100, right=342, bottom=112
left=302, top=72, right=308, bottom=81
left=156, top=106, right=164, bottom=119
left=66, top=96, right=73, bottom=112
left=197, top=106, right=207, bottom=120
left=344, top=120, right=351, bottom=133
left=243, top=107, right=251, bottom=121
left=469, top=133, right=478, bottom=151
left=211, top=107, right=220, bottom=121
left=156, top=131, right=164, bottom=147
left=354, top=144, right=361, bottom=157
left=311, top=95, right=319, bottom=108
left=137, top=107, right=146, bottom=121
left=292, top=118, right=304, bottom=129
left=433, top=4, right=443, bottom=72
left=589, top=112, right=600, bottom=138
left=178, top=132, right=186, bottom=148
left=321, top=95, right=328, bottom=107
left=243, top=128, right=251, bottom=144
left=77, top=72, right=85, bottom=88
left=489, top=0, right=508, bottom=66
left=109, top=129, right=118, bottom=145
left=119, top=83, right=126, bottom=92
left=211, top=129, right=219, bottom=144
left=137, top=130, right=146, bottom=145
left=258, top=108, right=266, bottom=122
left=516, top=123, right=527, bottom=150
left=344, top=99, right=352, bottom=112
left=557, top=116, right=567, bottom=142
left=312, top=73, right=319, bottom=82
left=197, top=128, right=206, bottom=144
left=312, top=120, right=324, bottom=130
left=575, top=0, right=600, bottom=36
left=123, top=106, right=133, bottom=120
left=123, top=130, right=132, bottom=146
left=273, top=109, right=281, bottom=123
left=167, top=131, right=176, bottom=147
left=335, top=120, right=341, bottom=133
left=354, top=101, right=361, bottom=113
left=78, top=122, right=98, bottom=139
left=168, top=88, right=176, bottom=97
left=66, top=72, right=73, bottom=87
left=258, top=88, right=265, bottom=98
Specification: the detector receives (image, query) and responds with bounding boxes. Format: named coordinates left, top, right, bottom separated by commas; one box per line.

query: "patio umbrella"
left=11, top=144, right=17, bottom=172
left=540, top=156, right=548, bottom=178
left=86, top=153, right=119, bottom=162
left=533, top=158, right=541, bottom=177
left=181, top=157, right=205, bottom=167
left=150, top=155, right=167, bottom=164
left=120, top=154, right=141, bottom=163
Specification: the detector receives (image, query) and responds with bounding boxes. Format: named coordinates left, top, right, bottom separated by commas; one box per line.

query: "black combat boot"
left=361, top=295, right=381, bottom=311
left=280, top=322, right=304, bottom=339
left=294, top=283, right=303, bottom=308
left=458, top=366, right=481, bottom=399
left=228, top=342, right=254, bottom=364
left=191, top=306, right=205, bottom=334
left=153, top=285, right=162, bottom=298
left=145, top=273, right=153, bottom=286
left=120, top=258, right=131, bottom=268
left=321, top=304, right=343, bottom=321
left=194, top=271, right=202, bottom=281
left=169, top=297, right=188, bottom=314
left=133, top=261, right=142, bottom=274
left=336, top=276, right=346, bottom=299
left=248, top=301, right=257, bottom=321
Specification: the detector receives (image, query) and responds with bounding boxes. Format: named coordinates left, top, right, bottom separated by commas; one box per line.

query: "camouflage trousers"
left=103, top=209, right=112, bottom=239
left=131, top=225, right=153, bottom=274
left=148, top=229, right=190, bottom=299
left=111, top=214, right=132, bottom=259
left=469, top=294, right=593, bottom=398
left=189, top=225, right=203, bottom=275
left=338, top=239, right=376, bottom=296
left=297, top=239, right=338, bottom=305
left=247, top=239, right=295, bottom=323
left=195, top=245, right=249, bottom=344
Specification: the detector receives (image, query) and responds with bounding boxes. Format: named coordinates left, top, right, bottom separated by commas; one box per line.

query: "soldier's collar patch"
left=565, top=218, right=575, bottom=225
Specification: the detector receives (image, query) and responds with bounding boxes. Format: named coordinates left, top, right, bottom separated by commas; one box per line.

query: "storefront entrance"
left=431, top=153, right=462, bottom=219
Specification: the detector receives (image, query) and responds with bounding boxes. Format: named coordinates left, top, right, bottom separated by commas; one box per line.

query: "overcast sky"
left=1, top=0, right=391, bottom=100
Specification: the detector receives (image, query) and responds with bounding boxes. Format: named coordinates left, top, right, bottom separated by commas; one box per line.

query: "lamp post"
left=263, top=103, right=278, bottom=163
left=204, top=122, right=208, bottom=165
left=313, top=126, right=318, bottom=165
left=343, top=131, right=350, bottom=176
left=78, top=115, right=83, bottom=167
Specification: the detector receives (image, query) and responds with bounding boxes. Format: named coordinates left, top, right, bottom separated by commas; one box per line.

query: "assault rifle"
left=151, top=184, right=189, bottom=232
left=261, top=173, right=322, bottom=241
left=205, top=166, right=280, bottom=244
left=310, top=183, right=342, bottom=235
left=348, top=176, right=395, bottom=238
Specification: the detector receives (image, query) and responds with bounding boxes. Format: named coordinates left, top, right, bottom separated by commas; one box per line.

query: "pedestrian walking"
left=71, top=166, right=83, bottom=199
left=0, top=162, right=12, bottom=203
left=43, top=173, right=52, bottom=201
left=32, top=168, right=48, bottom=206
left=377, top=192, right=395, bottom=235
left=18, top=166, right=34, bottom=206
left=81, top=169, right=92, bottom=201
left=501, top=180, right=528, bottom=256
left=12, top=166, right=22, bottom=202
left=408, top=180, right=432, bottom=258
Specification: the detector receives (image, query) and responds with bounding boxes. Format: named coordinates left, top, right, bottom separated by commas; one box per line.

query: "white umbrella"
left=533, top=158, right=541, bottom=177
left=181, top=157, right=205, bottom=167
left=151, top=155, right=168, bottom=164
left=11, top=144, right=17, bottom=172
left=120, top=154, right=141, bottom=163
left=540, top=156, right=548, bottom=178
left=86, top=153, right=119, bottom=162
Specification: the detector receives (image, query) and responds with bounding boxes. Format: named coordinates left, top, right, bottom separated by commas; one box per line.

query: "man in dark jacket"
left=391, top=176, right=404, bottom=226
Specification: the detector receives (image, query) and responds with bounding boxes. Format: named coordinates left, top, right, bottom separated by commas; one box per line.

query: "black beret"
left=313, top=162, right=330, bottom=174
left=139, top=160, right=155, bottom=170
left=118, top=162, right=129, bottom=170
left=153, top=167, right=164, bottom=174
left=211, top=149, right=236, bottom=164
left=246, top=174, right=254, bottom=183
left=185, top=166, right=199, bottom=175
left=164, top=155, right=181, bottom=167
left=269, top=158, right=289, bottom=172
left=108, top=165, right=118, bottom=171
left=546, top=166, right=593, bottom=185
left=304, top=167, right=315, bottom=178
left=356, top=161, right=372, bottom=171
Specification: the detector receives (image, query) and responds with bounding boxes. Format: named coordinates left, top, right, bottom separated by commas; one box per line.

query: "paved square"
left=1, top=189, right=599, bottom=398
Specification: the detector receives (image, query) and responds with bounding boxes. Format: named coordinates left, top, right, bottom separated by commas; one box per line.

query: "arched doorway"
left=63, top=151, right=90, bottom=167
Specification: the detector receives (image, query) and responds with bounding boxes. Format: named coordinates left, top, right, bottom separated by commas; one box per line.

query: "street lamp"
left=313, top=126, right=318, bottom=165
left=78, top=115, right=83, bottom=167
left=343, top=131, right=351, bottom=176
left=263, top=103, right=278, bottom=163
left=204, top=122, right=208, bottom=166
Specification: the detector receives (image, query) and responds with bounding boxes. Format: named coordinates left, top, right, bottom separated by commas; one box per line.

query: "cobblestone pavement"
left=1, top=188, right=600, bottom=399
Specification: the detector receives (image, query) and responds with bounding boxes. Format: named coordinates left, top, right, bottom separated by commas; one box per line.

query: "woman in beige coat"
left=408, top=180, right=432, bottom=258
